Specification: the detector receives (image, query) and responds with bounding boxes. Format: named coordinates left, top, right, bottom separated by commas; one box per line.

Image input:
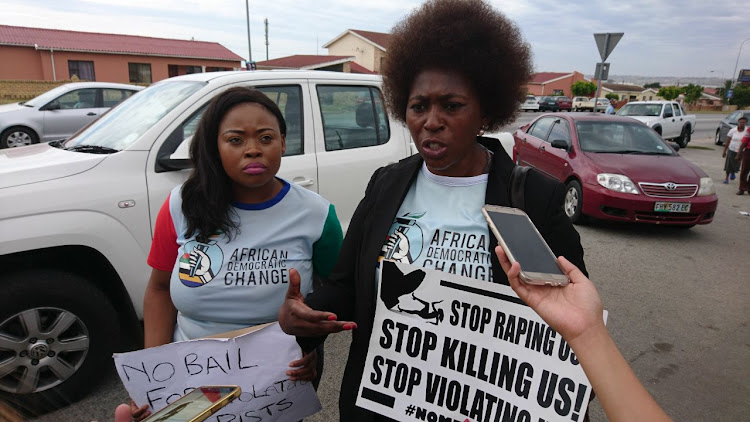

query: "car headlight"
left=697, top=177, right=716, bottom=196
left=597, top=173, right=640, bottom=194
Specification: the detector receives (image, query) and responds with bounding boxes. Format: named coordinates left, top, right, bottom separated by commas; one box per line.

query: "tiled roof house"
left=0, top=25, right=243, bottom=83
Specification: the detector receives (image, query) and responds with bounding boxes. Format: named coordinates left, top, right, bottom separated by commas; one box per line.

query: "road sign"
left=595, top=63, right=610, bottom=80
left=727, top=89, right=734, bottom=99
left=594, top=33, right=624, bottom=62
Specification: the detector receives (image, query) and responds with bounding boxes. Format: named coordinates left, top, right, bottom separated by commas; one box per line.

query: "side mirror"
left=664, top=111, right=673, bottom=118
left=668, top=142, right=680, bottom=152
left=41, top=101, right=60, bottom=111
left=550, top=139, right=569, bottom=150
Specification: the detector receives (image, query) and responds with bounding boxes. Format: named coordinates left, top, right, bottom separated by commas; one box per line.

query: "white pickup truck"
left=616, top=101, right=696, bottom=147
left=0, top=70, right=421, bottom=411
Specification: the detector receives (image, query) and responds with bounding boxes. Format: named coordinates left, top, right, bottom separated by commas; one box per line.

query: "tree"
left=681, top=84, right=704, bottom=105
left=657, top=86, right=681, bottom=100
left=571, top=81, right=596, bottom=97
left=605, top=93, right=619, bottom=101
left=644, top=82, right=661, bottom=89
left=730, top=84, right=750, bottom=108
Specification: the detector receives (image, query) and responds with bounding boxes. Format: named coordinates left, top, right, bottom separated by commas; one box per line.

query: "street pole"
left=593, top=34, right=609, bottom=105
left=264, top=18, right=269, bottom=61
left=731, top=38, right=750, bottom=86
left=245, top=0, right=252, bottom=63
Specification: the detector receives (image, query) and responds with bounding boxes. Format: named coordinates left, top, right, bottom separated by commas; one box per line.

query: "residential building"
left=255, top=55, right=375, bottom=73
left=0, top=25, right=243, bottom=84
left=525, top=72, right=586, bottom=97
left=323, top=29, right=390, bottom=73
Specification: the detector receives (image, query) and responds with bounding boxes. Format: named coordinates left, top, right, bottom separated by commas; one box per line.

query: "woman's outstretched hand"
left=494, top=246, right=604, bottom=344
left=278, top=268, right=356, bottom=336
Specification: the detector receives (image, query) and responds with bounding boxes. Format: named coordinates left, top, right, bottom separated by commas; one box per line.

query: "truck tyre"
left=1, top=127, right=38, bottom=149
left=0, top=270, right=119, bottom=416
left=564, top=180, right=586, bottom=224
left=678, top=126, right=691, bottom=148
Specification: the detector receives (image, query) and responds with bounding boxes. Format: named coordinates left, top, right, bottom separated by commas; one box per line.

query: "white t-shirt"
left=379, top=163, right=493, bottom=281
left=727, top=127, right=747, bottom=152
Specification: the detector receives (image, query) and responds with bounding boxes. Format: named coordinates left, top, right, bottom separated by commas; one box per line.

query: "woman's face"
left=738, top=118, right=747, bottom=130
left=217, top=102, right=286, bottom=203
left=406, top=68, right=487, bottom=177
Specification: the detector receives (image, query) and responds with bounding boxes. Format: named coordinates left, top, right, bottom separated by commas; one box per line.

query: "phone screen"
left=486, top=211, right=564, bottom=275
left=145, top=386, right=238, bottom=422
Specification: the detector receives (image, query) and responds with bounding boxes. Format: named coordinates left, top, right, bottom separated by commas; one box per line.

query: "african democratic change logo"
left=381, top=212, right=426, bottom=264
left=179, top=239, right=224, bottom=287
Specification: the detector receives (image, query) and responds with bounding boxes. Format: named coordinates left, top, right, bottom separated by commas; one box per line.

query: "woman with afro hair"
left=280, top=0, right=587, bottom=420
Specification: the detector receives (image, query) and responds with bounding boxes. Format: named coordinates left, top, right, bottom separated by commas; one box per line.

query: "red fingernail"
left=327, top=315, right=337, bottom=321
left=343, top=323, right=353, bottom=330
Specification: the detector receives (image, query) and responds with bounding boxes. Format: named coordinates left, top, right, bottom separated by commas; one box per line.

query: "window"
left=547, top=120, right=571, bottom=144
left=256, top=85, right=304, bottom=156
left=186, top=66, right=202, bottom=74
left=68, top=60, right=95, bottom=81
left=728, top=111, right=740, bottom=123
left=129, top=63, right=152, bottom=83
left=663, top=104, right=673, bottom=117
left=552, top=89, right=564, bottom=96
left=55, top=88, right=98, bottom=109
left=207, top=67, right=232, bottom=72
left=102, top=89, right=137, bottom=107
left=673, top=104, right=681, bottom=116
left=528, top=117, right=555, bottom=140
left=317, top=85, right=390, bottom=152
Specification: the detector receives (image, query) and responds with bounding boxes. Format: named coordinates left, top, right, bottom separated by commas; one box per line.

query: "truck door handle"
left=87, top=112, right=97, bottom=116
left=293, top=177, right=315, bottom=187
left=540, top=145, right=546, bottom=151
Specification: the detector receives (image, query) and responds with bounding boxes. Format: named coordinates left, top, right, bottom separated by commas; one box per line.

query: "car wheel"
left=714, top=130, right=723, bottom=146
left=0, top=270, right=119, bottom=416
left=678, top=126, right=691, bottom=148
left=564, top=180, right=585, bottom=224
left=0, top=127, right=38, bottom=149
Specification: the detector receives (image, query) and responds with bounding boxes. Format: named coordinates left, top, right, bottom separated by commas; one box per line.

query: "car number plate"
left=654, top=202, right=691, bottom=213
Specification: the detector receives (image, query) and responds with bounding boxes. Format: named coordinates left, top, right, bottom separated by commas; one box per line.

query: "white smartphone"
left=143, top=385, right=241, bottom=422
left=481, top=205, right=569, bottom=286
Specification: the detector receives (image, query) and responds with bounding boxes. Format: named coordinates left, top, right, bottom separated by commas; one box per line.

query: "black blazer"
left=301, top=137, right=587, bottom=421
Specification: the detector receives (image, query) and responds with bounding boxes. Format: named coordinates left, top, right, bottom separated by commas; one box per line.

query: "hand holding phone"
left=143, top=385, right=241, bottom=422
left=481, top=205, right=569, bottom=286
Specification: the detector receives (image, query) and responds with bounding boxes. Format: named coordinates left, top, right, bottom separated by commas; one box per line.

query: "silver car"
left=0, top=82, right=143, bottom=148
left=714, top=110, right=750, bottom=145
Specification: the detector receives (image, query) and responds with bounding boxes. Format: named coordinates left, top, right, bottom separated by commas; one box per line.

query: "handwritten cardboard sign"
left=356, top=261, right=607, bottom=422
left=114, top=323, right=321, bottom=422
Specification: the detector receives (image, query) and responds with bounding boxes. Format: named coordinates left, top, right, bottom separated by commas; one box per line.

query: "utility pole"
left=265, top=18, right=269, bottom=61
left=251, top=0, right=253, bottom=62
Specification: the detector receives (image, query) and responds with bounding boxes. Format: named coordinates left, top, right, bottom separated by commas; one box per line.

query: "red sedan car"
left=513, top=113, right=718, bottom=227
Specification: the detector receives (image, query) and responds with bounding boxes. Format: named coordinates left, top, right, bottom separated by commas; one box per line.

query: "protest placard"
left=114, top=322, right=320, bottom=422
left=356, top=260, right=607, bottom=422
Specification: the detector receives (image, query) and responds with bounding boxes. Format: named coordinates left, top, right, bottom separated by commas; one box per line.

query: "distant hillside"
left=586, top=75, right=728, bottom=88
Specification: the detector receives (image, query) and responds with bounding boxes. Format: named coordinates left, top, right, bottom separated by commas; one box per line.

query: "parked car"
left=513, top=113, right=717, bottom=227
left=0, top=70, right=421, bottom=412
left=520, top=95, right=540, bottom=112
left=555, top=97, right=572, bottom=112
left=538, top=96, right=560, bottom=112
left=572, top=97, right=594, bottom=112
left=714, top=110, right=750, bottom=145
left=0, top=82, right=143, bottom=148
left=616, top=101, right=696, bottom=147
left=592, top=98, right=610, bottom=113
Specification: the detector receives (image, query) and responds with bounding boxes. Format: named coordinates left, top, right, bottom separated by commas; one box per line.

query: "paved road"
left=32, top=133, right=749, bottom=422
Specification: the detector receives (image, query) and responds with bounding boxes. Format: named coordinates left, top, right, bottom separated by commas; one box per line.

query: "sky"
left=2, top=0, right=749, bottom=80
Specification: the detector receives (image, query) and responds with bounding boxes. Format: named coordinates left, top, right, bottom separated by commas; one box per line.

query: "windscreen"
left=487, top=211, right=563, bottom=275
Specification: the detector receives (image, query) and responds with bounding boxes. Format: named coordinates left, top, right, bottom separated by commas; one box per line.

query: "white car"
left=0, top=82, right=143, bottom=148
left=520, top=95, right=540, bottom=112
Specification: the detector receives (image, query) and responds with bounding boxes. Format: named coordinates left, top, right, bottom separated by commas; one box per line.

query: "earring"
left=478, top=125, right=488, bottom=136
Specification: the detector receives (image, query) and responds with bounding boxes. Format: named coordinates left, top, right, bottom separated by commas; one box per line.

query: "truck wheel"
left=564, top=180, right=586, bottom=224
left=714, top=130, right=722, bottom=146
left=678, top=126, right=691, bottom=148
left=0, top=270, right=119, bottom=416
left=1, top=127, right=38, bottom=149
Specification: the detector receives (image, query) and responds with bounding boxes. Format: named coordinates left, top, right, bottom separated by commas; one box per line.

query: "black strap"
left=509, top=165, right=530, bottom=210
